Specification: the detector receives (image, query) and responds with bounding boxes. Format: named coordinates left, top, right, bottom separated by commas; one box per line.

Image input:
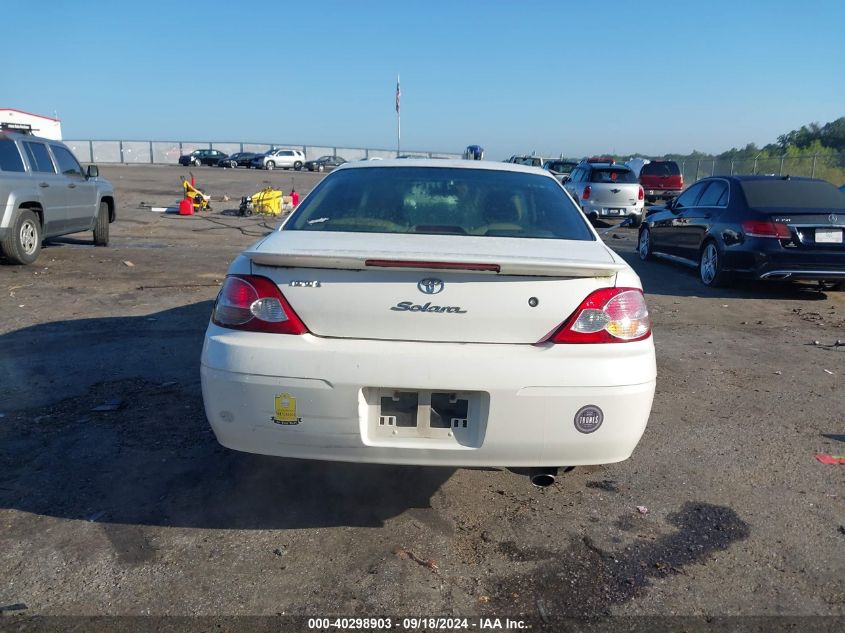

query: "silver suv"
left=0, top=129, right=115, bottom=265
left=563, top=160, right=645, bottom=227
left=250, top=148, right=305, bottom=171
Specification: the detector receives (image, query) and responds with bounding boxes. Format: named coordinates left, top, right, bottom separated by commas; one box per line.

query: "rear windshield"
left=641, top=161, right=680, bottom=176
left=589, top=168, right=638, bottom=184
left=545, top=161, right=576, bottom=174
left=286, top=167, right=595, bottom=240
left=740, top=179, right=845, bottom=210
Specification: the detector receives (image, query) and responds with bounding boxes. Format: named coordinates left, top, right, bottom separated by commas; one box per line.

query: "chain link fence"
left=675, top=154, right=845, bottom=186
left=63, top=140, right=462, bottom=165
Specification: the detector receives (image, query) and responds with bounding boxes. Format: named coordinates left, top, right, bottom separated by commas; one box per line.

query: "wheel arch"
left=100, top=196, right=116, bottom=222
left=18, top=201, right=44, bottom=228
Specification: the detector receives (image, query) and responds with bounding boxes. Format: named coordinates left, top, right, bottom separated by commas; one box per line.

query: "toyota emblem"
left=829, top=214, right=839, bottom=223
left=417, top=278, right=444, bottom=295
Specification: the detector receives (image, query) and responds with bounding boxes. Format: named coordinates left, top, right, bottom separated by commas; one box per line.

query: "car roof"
left=335, top=158, right=559, bottom=177
left=0, top=131, right=58, bottom=144
left=584, top=162, right=631, bottom=169
left=712, top=175, right=823, bottom=184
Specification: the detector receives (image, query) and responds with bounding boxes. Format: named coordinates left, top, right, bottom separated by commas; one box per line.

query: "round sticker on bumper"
left=574, top=405, right=603, bottom=434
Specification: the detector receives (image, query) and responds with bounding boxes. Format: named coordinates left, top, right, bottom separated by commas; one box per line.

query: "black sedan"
left=216, top=152, right=257, bottom=168
left=638, top=175, right=845, bottom=287
left=178, top=149, right=228, bottom=167
left=303, top=155, right=346, bottom=172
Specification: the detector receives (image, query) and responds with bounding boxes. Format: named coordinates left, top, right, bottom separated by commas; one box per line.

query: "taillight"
left=741, top=220, right=791, bottom=239
left=547, top=288, right=651, bottom=344
left=638, top=185, right=644, bottom=201
left=582, top=185, right=591, bottom=200
left=212, top=275, right=307, bottom=334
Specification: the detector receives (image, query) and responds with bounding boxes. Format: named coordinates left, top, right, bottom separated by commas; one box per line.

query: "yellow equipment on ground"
left=239, top=187, right=283, bottom=216
left=181, top=175, right=211, bottom=212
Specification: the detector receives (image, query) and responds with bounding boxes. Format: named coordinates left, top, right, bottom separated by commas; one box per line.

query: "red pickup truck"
left=639, top=160, right=683, bottom=203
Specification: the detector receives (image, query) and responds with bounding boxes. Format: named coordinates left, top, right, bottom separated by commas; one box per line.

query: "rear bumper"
left=582, top=200, right=644, bottom=218
left=643, top=188, right=682, bottom=199
left=200, top=326, right=656, bottom=467
left=723, top=243, right=845, bottom=281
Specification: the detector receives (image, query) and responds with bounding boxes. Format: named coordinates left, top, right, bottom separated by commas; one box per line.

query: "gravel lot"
left=0, top=165, right=843, bottom=624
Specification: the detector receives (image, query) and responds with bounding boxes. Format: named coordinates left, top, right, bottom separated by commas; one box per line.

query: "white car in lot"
left=201, top=160, right=656, bottom=483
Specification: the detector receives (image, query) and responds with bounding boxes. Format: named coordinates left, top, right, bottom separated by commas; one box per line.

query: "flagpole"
left=396, top=74, right=401, bottom=156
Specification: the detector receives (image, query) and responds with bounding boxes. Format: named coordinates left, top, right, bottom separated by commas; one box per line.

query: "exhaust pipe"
left=529, top=467, right=558, bottom=488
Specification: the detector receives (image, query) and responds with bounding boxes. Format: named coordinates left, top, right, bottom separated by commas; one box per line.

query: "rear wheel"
left=629, top=214, right=643, bottom=228
left=638, top=227, right=653, bottom=261
left=699, top=241, right=730, bottom=287
left=2, top=209, right=41, bottom=265
left=93, top=201, right=110, bottom=246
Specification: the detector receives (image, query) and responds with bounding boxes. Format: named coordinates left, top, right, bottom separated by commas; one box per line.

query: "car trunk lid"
left=245, top=231, right=626, bottom=343
left=588, top=183, right=640, bottom=206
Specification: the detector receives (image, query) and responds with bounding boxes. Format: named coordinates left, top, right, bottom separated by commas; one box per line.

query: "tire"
left=294, top=161, right=302, bottom=171
left=638, top=227, right=653, bottom=261
left=193, top=159, right=201, bottom=167
left=629, top=214, right=643, bottom=228
left=93, top=201, right=110, bottom=246
left=699, top=240, right=730, bottom=287
left=317, top=164, right=325, bottom=172
left=2, top=209, right=41, bottom=265
left=266, top=161, right=275, bottom=171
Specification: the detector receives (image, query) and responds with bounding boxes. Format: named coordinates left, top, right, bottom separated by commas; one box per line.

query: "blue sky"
left=3, top=0, right=843, bottom=159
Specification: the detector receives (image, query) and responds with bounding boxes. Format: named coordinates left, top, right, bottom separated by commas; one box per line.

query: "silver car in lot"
left=0, top=130, right=115, bottom=265
left=563, top=160, right=645, bottom=227
left=250, top=148, right=305, bottom=171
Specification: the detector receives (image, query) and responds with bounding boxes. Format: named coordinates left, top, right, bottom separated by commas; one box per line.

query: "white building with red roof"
left=0, top=108, right=62, bottom=140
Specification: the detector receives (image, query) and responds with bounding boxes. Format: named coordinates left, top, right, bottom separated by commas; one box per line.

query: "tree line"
left=652, top=117, right=845, bottom=162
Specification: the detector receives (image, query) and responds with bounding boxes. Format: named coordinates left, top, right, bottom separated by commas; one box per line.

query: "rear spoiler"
left=245, top=249, right=626, bottom=278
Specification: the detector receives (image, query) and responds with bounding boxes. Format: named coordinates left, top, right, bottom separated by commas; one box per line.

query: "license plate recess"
left=364, top=388, right=485, bottom=447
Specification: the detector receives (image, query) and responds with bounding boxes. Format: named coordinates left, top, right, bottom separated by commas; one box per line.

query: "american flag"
left=395, top=77, right=401, bottom=114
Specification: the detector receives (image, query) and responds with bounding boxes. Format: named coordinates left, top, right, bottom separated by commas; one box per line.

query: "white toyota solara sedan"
left=201, top=160, right=656, bottom=478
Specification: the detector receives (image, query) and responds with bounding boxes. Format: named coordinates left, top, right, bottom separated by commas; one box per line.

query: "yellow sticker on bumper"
left=273, top=393, right=302, bottom=425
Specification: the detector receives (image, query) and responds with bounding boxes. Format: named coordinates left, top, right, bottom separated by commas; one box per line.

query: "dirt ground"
left=0, top=165, right=843, bottom=626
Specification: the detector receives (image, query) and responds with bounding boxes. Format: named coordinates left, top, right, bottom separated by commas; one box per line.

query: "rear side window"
left=0, top=139, right=25, bottom=172
left=287, top=167, right=595, bottom=241
left=698, top=180, right=729, bottom=207
left=589, top=168, right=638, bottom=184
left=23, top=142, right=56, bottom=173
left=51, top=145, right=84, bottom=176
left=740, top=179, right=845, bottom=210
left=641, top=161, right=680, bottom=176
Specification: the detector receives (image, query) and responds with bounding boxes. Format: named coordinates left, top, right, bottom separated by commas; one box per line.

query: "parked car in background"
left=0, top=129, right=115, bottom=265
left=179, top=149, right=228, bottom=167
left=397, top=154, right=429, bottom=159
left=543, top=159, right=578, bottom=182
left=638, top=176, right=845, bottom=287
left=303, top=155, right=347, bottom=172
left=639, top=160, right=684, bottom=203
left=200, top=160, right=655, bottom=481
left=217, top=152, right=257, bottom=168
left=563, top=160, right=645, bottom=226
left=251, top=148, right=305, bottom=171
left=504, top=155, right=545, bottom=168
